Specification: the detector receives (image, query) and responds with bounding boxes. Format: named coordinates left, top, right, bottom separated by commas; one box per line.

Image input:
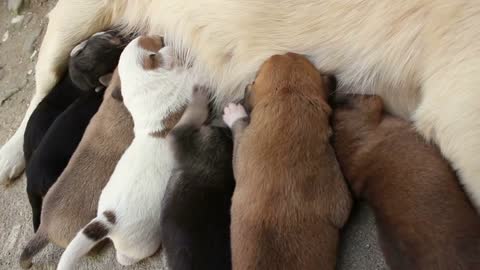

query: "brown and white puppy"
left=223, top=53, right=352, bottom=270
left=332, top=95, right=480, bottom=270
left=19, top=69, right=134, bottom=269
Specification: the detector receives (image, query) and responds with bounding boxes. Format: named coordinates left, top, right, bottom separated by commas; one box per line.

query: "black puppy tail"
left=27, top=192, right=42, bottom=232
left=19, top=229, right=49, bottom=269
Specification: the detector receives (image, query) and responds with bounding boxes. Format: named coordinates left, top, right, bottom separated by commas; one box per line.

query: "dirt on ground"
left=0, top=1, right=388, bottom=269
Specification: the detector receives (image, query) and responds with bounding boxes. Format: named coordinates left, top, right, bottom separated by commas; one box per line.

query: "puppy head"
left=69, top=30, right=129, bottom=91
left=117, top=35, right=179, bottom=101
left=246, top=52, right=334, bottom=108
left=333, top=94, right=384, bottom=128
left=332, top=94, right=384, bottom=184
left=103, top=68, right=122, bottom=102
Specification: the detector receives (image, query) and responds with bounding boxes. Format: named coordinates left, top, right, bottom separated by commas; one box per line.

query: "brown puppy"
left=223, top=53, right=352, bottom=270
left=332, top=95, right=480, bottom=270
left=19, top=69, right=134, bottom=269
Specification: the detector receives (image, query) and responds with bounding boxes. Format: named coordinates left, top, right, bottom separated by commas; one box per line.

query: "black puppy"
left=23, top=30, right=125, bottom=162
left=25, top=31, right=127, bottom=232
left=161, top=86, right=235, bottom=270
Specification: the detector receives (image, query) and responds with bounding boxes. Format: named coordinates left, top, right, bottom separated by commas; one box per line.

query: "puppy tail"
left=57, top=212, right=115, bottom=270
left=19, top=229, right=49, bottom=269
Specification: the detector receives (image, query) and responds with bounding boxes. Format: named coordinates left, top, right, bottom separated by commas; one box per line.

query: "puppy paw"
left=223, top=103, right=247, bottom=128
left=0, top=134, right=25, bottom=186
left=116, top=252, right=140, bottom=266
left=191, top=85, right=210, bottom=106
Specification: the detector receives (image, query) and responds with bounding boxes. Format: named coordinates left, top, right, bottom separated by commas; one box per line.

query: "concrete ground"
left=0, top=1, right=388, bottom=269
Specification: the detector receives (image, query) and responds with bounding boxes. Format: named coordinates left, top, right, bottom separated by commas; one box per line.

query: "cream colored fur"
left=57, top=40, right=192, bottom=269
left=1, top=0, right=480, bottom=210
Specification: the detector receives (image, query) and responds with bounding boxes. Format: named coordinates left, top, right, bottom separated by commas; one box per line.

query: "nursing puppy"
left=25, top=32, right=127, bottom=233
left=19, top=70, right=134, bottom=269
left=3, top=1, right=480, bottom=214
left=332, top=95, right=480, bottom=270
left=57, top=36, right=192, bottom=269
left=26, top=89, right=104, bottom=233
left=23, top=30, right=125, bottom=164
left=161, top=86, right=235, bottom=270
left=223, top=53, right=352, bottom=270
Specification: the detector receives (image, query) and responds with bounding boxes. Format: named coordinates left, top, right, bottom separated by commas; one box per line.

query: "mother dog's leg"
left=414, top=55, right=480, bottom=211
left=0, top=0, right=111, bottom=185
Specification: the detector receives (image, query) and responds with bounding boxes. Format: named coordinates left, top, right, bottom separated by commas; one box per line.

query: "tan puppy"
left=332, top=95, right=480, bottom=270
left=223, top=53, right=352, bottom=270
left=19, top=70, right=134, bottom=269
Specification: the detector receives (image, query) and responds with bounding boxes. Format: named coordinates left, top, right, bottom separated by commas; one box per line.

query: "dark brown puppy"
left=332, top=95, right=480, bottom=270
left=19, top=69, right=134, bottom=269
left=224, top=53, right=352, bottom=270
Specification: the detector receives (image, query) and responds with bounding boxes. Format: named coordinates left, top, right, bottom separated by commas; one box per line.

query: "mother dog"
left=1, top=0, right=480, bottom=210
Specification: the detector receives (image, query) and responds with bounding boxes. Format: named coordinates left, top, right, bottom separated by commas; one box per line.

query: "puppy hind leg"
left=167, top=86, right=210, bottom=150
left=175, top=85, right=211, bottom=129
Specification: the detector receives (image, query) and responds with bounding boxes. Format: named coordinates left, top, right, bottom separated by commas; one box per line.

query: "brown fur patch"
left=138, top=36, right=165, bottom=70
left=103, top=211, right=116, bottom=224
left=138, top=36, right=164, bottom=52
left=83, top=221, right=109, bottom=241
left=333, top=94, right=480, bottom=270
left=149, top=107, right=186, bottom=138
left=230, top=53, right=351, bottom=270
left=39, top=67, right=134, bottom=248
left=142, top=54, right=163, bottom=70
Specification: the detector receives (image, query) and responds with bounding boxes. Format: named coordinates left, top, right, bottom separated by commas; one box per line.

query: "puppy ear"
left=91, top=31, right=106, bottom=38
left=70, top=39, right=88, bottom=57
left=111, top=87, right=123, bottom=101
left=322, top=75, right=337, bottom=92
left=99, top=73, right=113, bottom=87
left=143, top=53, right=161, bottom=70
left=241, top=83, right=254, bottom=113
left=364, top=95, right=384, bottom=114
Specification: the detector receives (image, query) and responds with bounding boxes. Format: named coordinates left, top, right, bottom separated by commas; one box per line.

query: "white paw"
left=116, top=252, right=140, bottom=266
left=223, top=103, right=247, bottom=128
left=0, top=134, right=25, bottom=186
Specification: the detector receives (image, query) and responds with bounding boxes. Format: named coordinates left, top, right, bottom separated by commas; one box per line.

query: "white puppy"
left=56, top=36, right=191, bottom=269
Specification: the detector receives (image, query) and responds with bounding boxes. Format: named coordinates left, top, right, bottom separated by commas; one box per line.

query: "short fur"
left=57, top=37, right=193, bottom=269
left=161, top=86, right=235, bottom=270
left=225, top=53, right=352, bottom=270
left=23, top=30, right=125, bottom=163
left=332, top=95, right=480, bottom=270
left=2, top=0, right=480, bottom=213
left=25, top=31, right=127, bottom=233
left=19, top=70, right=134, bottom=269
